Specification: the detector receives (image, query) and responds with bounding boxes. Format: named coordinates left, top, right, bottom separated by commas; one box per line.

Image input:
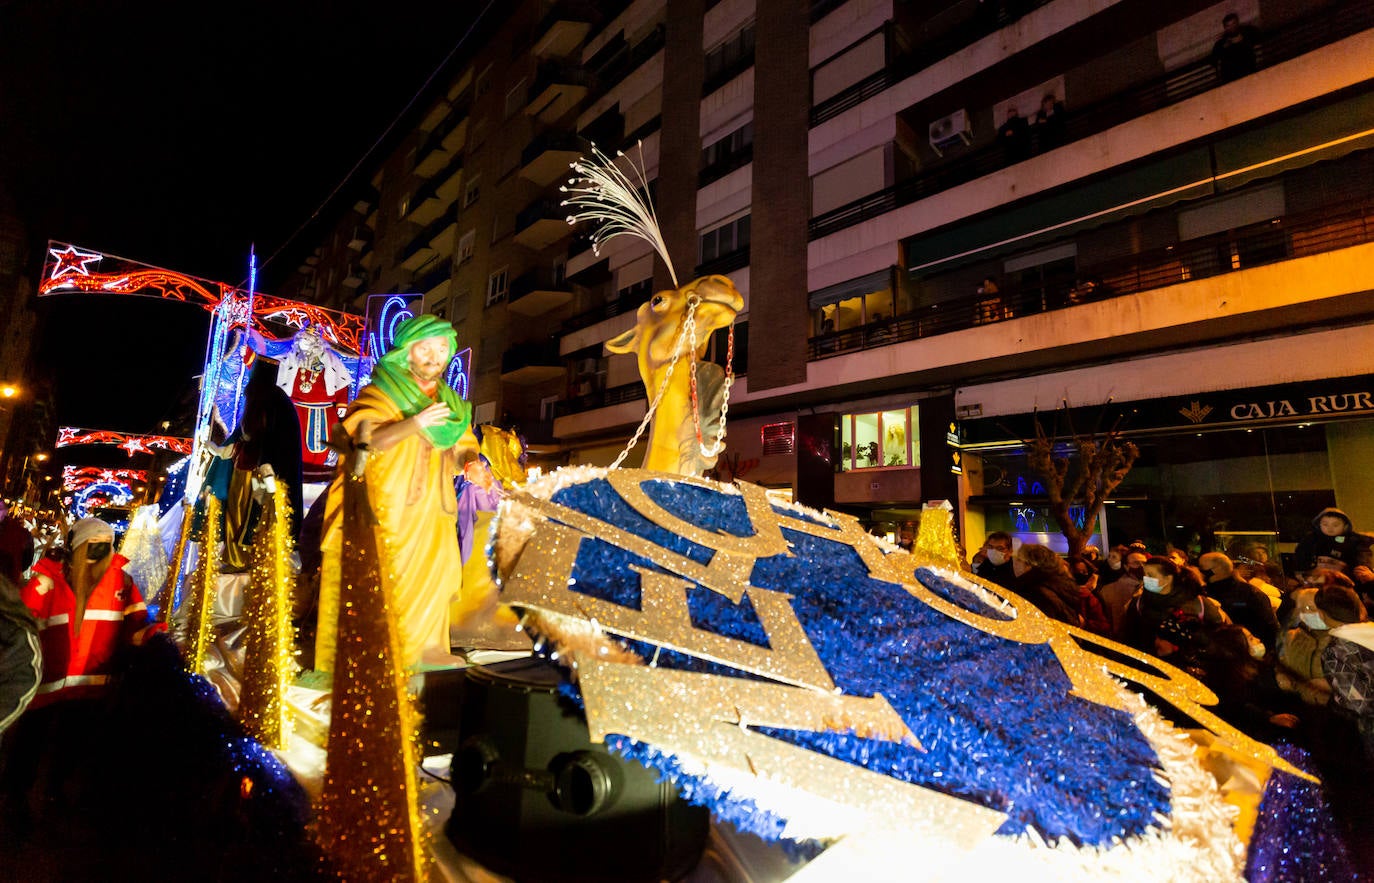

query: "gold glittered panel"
left=156, top=501, right=195, bottom=619
left=187, top=496, right=221, bottom=675
left=577, top=656, right=1006, bottom=846
left=500, top=518, right=835, bottom=690
left=239, top=483, right=298, bottom=752
left=314, top=472, right=428, bottom=883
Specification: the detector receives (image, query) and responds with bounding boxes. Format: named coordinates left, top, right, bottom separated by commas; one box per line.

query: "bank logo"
left=1178, top=400, right=1213, bottom=424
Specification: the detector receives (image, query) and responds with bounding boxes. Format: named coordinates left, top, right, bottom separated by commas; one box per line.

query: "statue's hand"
left=412, top=402, right=450, bottom=429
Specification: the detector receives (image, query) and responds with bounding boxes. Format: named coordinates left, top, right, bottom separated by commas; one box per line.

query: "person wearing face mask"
left=1276, top=583, right=1366, bottom=706
left=970, top=531, right=1016, bottom=589
left=1198, top=552, right=1280, bottom=656
left=1098, top=551, right=1148, bottom=638
left=1120, top=556, right=1228, bottom=654
left=1320, top=592, right=1374, bottom=759
left=1, top=518, right=163, bottom=831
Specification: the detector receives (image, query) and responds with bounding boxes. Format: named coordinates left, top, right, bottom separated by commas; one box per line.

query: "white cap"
left=69, top=517, right=114, bottom=551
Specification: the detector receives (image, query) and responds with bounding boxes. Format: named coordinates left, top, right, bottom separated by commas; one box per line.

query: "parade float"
left=30, top=145, right=1358, bottom=881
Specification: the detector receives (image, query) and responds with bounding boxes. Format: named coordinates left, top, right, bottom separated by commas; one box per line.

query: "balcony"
left=694, top=246, right=750, bottom=278
left=500, top=339, right=564, bottom=385
left=553, top=380, right=646, bottom=419
left=509, top=270, right=574, bottom=317
left=346, top=225, right=372, bottom=252
left=520, top=132, right=585, bottom=188
left=414, top=260, right=452, bottom=300
left=558, top=285, right=642, bottom=336
left=514, top=199, right=572, bottom=251
left=352, top=185, right=379, bottom=215
left=342, top=265, right=367, bottom=289
left=434, top=154, right=465, bottom=204
left=416, top=112, right=468, bottom=177
left=586, top=25, right=665, bottom=105
left=400, top=214, right=453, bottom=271
left=532, top=3, right=594, bottom=59
left=811, top=0, right=1374, bottom=243
left=807, top=194, right=1374, bottom=361
left=526, top=61, right=591, bottom=125
left=404, top=175, right=451, bottom=227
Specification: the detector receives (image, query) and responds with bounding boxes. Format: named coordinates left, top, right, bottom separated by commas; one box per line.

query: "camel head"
left=603, top=274, right=743, bottom=385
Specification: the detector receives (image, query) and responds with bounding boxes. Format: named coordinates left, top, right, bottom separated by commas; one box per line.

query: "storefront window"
left=839, top=407, right=919, bottom=470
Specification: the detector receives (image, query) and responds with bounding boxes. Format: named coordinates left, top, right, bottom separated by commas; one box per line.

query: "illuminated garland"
left=41, top=242, right=365, bottom=354
left=314, top=470, right=428, bottom=882
left=57, top=427, right=193, bottom=457
left=240, top=483, right=299, bottom=750
left=185, top=497, right=222, bottom=675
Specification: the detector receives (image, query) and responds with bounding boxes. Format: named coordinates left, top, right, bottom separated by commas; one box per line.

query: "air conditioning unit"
left=928, top=109, right=972, bottom=156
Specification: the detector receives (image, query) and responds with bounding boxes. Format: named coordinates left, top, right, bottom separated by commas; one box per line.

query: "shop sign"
left=960, top=374, right=1374, bottom=446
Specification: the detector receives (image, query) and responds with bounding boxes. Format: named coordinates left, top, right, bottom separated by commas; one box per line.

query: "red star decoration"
left=49, top=244, right=103, bottom=280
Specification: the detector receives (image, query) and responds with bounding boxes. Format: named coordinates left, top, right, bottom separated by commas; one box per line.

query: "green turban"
left=368, top=314, right=472, bottom=449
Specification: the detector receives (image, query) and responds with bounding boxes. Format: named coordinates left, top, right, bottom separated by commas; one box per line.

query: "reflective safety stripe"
left=81, top=610, right=125, bottom=622
left=35, top=674, right=110, bottom=694
left=38, top=613, right=70, bottom=629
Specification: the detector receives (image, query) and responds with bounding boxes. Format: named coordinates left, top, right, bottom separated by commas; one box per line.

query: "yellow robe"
left=315, top=385, right=469, bottom=672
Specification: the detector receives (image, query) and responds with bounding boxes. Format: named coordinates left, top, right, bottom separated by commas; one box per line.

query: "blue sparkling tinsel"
left=537, top=478, right=1172, bottom=847
left=1244, top=743, right=1362, bottom=882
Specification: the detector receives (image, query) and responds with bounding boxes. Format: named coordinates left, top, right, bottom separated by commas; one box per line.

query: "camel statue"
left=605, top=274, right=744, bottom=476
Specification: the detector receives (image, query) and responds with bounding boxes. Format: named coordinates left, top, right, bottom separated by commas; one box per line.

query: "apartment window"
left=463, top=175, right=481, bottom=208
left=457, top=229, right=476, bottom=264
left=698, top=214, right=751, bottom=264
left=486, top=267, right=509, bottom=306
left=810, top=269, right=900, bottom=335
left=839, top=407, right=918, bottom=471
left=504, top=78, right=528, bottom=118
left=704, top=25, right=755, bottom=86
left=702, top=121, right=753, bottom=171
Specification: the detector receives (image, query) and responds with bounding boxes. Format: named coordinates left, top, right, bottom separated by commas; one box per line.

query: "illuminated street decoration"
left=57, top=427, right=193, bottom=457
left=41, top=241, right=366, bottom=354
left=61, top=466, right=148, bottom=492
left=70, top=481, right=136, bottom=521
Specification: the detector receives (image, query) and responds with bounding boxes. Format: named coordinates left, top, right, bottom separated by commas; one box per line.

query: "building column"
left=748, top=0, right=811, bottom=391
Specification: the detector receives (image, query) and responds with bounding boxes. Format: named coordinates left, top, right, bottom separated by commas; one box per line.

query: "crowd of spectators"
left=971, top=504, right=1374, bottom=861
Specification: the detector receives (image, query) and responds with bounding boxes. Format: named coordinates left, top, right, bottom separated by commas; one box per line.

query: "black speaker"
left=446, top=658, right=710, bottom=882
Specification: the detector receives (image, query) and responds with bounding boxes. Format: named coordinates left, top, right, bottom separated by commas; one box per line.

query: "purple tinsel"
left=1244, top=743, right=1362, bottom=881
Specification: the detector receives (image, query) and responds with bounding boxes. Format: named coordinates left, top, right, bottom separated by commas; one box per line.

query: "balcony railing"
left=521, top=131, right=586, bottom=169
left=553, top=380, right=646, bottom=419
left=806, top=196, right=1374, bottom=361
left=413, top=260, right=452, bottom=295
left=559, top=287, right=643, bottom=335
left=699, top=144, right=753, bottom=188
left=586, top=25, right=665, bottom=105
left=694, top=246, right=750, bottom=278
left=811, top=1, right=1056, bottom=127
left=808, top=0, right=1374, bottom=243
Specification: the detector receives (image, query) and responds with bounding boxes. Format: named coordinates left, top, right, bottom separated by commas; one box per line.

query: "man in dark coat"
left=970, top=531, right=1016, bottom=589
left=1198, top=552, right=1280, bottom=654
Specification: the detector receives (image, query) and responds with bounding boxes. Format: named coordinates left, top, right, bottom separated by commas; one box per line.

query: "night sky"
left=1, top=0, right=494, bottom=435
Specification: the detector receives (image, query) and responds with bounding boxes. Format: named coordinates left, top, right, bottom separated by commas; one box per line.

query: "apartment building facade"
left=283, top=0, right=1374, bottom=558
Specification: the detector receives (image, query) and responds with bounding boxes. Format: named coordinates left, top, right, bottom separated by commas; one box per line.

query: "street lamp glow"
left=0, top=385, right=16, bottom=399
left=34, top=452, right=49, bottom=462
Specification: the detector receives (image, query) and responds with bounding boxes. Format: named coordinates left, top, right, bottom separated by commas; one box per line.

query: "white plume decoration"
left=560, top=141, right=678, bottom=288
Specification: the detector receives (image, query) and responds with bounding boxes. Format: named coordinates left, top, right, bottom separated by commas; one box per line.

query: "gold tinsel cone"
left=156, top=501, right=195, bottom=620
left=314, top=467, right=428, bottom=881
left=185, top=496, right=222, bottom=674
left=914, top=500, right=961, bottom=570
left=239, top=482, right=298, bottom=751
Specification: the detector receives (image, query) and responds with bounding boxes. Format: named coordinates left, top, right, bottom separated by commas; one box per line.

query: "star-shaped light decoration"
left=119, top=437, right=149, bottom=457
left=265, top=307, right=311, bottom=328
left=49, top=244, right=103, bottom=281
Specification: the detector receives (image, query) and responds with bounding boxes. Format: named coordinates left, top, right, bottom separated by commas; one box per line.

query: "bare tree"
left=1024, top=407, right=1139, bottom=560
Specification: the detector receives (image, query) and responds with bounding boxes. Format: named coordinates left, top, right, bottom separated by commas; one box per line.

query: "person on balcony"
left=1033, top=92, right=1067, bottom=151
left=1212, top=12, right=1260, bottom=83
left=997, top=106, right=1031, bottom=164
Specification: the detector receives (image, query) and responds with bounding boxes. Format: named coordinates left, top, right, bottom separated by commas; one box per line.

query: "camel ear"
left=604, top=327, right=640, bottom=355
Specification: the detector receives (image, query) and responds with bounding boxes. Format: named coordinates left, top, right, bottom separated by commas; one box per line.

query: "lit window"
left=839, top=407, right=918, bottom=470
